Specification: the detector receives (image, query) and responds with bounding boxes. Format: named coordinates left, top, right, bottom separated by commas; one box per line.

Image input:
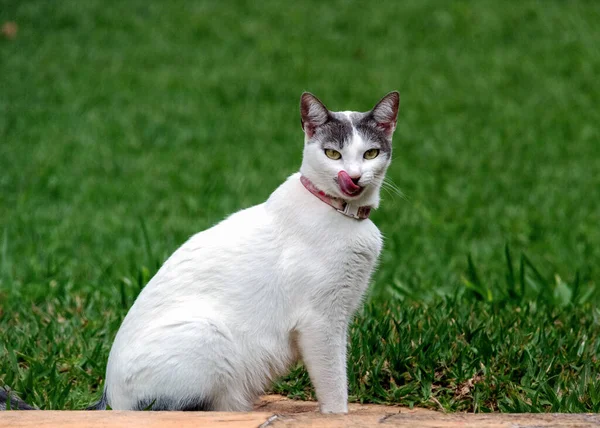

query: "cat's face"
left=299, top=92, right=399, bottom=208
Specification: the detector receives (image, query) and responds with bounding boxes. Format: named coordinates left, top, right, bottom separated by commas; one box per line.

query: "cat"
left=0, top=91, right=399, bottom=413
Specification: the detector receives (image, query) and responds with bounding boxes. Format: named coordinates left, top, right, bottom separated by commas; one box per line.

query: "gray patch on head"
left=310, top=110, right=392, bottom=156
left=349, top=112, right=392, bottom=156
left=310, top=112, right=354, bottom=149
left=136, top=396, right=213, bottom=411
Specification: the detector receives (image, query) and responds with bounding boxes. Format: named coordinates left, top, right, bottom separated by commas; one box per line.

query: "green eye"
left=325, top=149, right=341, bottom=160
left=364, top=149, right=380, bottom=160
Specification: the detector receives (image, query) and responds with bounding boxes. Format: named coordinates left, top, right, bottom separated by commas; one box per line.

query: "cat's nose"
left=350, top=175, right=361, bottom=185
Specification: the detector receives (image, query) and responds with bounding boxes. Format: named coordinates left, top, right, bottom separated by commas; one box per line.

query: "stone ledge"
left=1, top=395, right=597, bottom=428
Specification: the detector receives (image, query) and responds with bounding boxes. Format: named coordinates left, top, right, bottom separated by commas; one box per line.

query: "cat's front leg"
left=297, top=318, right=349, bottom=413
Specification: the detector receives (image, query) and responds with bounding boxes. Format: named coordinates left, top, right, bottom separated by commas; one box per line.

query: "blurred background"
left=1, top=0, right=599, bottom=411
left=2, top=0, right=598, bottom=296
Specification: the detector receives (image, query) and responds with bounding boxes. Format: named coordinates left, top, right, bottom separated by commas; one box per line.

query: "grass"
left=1, top=0, right=600, bottom=412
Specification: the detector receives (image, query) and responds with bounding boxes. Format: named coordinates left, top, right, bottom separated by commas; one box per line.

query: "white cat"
left=99, top=91, right=399, bottom=413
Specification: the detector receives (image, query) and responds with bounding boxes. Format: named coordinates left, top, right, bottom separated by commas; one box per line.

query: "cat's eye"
left=364, top=149, right=380, bottom=160
left=325, top=149, right=341, bottom=160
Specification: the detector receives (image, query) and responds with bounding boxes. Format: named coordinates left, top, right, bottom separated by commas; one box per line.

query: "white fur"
left=104, top=101, right=395, bottom=414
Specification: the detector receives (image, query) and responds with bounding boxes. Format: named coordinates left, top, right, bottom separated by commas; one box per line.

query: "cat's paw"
left=319, top=404, right=349, bottom=414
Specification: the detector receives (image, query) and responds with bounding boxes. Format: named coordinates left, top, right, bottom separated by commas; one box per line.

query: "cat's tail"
left=0, top=385, right=107, bottom=411
left=0, top=387, right=36, bottom=410
left=86, top=391, right=108, bottom=410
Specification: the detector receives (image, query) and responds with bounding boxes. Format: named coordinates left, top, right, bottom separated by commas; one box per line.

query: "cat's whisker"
left=382, top=181, right=403, bottom=196
left=382, top=178, right=409, bottom=202
left=381, top=185, right=402, bottom=202
left=380, top=185, right=396, bottom=201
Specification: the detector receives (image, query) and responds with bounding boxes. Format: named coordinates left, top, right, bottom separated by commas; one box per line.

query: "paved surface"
left=1, top=395, right=598, bottom=427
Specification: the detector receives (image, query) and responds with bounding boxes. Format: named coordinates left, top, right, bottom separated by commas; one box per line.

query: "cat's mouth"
left=337, top=171, right=364, bottom=198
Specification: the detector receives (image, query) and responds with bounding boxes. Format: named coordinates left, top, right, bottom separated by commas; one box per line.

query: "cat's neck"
left=299, top=163, right=382, bottom=209
left=299, top=175, right=371, bottom=220
left=266, top=173, right=379, bottom=222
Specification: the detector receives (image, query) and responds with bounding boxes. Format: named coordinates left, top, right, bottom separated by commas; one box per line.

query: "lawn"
left=1, top=0, right=600, bottom=412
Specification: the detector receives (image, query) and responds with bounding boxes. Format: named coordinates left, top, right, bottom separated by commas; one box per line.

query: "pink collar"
left=300, top=175, right=372, bottom=220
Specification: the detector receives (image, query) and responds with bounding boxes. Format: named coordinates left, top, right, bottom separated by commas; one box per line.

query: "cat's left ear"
left=371, top=91, right=400, bottom=138
left=300, top=92, right=330, bottom=138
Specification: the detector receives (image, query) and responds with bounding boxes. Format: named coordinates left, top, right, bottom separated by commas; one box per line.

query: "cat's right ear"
left=371, top=91, right=400, bottom=138
left=300, top=92, right=329, bottom=138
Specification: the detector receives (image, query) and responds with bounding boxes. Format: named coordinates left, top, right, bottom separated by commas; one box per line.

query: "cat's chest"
left=316, top=222, right=381, bottom=261
left=280, top=215, right=382, bottom=287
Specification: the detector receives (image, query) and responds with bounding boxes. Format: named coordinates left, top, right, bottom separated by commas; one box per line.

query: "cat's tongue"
left=338, top=171, right=362, bottom=197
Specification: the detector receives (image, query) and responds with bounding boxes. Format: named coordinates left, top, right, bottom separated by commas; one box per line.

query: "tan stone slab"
left=254, top=394, right=436, bottom=427
left=1, top=395, right=598, bottom=427
left=0, top=411, right=273, bottom=428
left=380, top=412, right=600, bottom=428
left=256, top=395, right=600, bottom=427
left=254, top=394, right=437, bottom=415
left=270, top=412, right=600, bottom=428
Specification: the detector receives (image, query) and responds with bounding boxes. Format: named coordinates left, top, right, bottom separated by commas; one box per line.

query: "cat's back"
left=182, top=202, right=276, bottom=260
left=140, top=202, right=279, bottom=301
left=106, top=202, right=282, bottom=397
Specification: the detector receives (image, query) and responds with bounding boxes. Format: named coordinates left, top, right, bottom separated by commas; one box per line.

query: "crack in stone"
left=378, top=413, right=398, bottom=423
left=258, top=414, right=279, bottom=428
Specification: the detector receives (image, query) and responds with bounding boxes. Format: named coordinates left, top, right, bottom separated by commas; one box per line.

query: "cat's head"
left=299, top=91, right=399, bottom=209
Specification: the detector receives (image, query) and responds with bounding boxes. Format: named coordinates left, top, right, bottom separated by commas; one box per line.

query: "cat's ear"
left=300, top=92, right=329, bottom=138
left=371, top=91, right=400, bottom=137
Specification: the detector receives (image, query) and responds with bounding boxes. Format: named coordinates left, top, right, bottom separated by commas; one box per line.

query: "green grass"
left=1, top=0, right=600, bottom=412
